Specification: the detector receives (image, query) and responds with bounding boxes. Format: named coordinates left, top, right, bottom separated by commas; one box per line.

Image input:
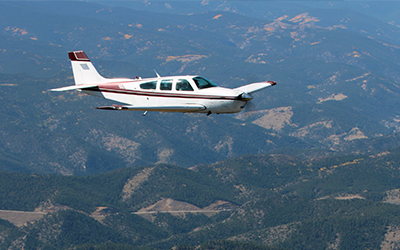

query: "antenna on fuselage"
left=154, top=70, right=161, bottom=78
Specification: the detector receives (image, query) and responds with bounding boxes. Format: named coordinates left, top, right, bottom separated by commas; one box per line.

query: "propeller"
left=237, top=92, right=254, bottom=101
left=243, top=97, right=257, bottom=111
left=236, top=74, right=262, bottom=118
left=235, top=91, right=257, bottom=120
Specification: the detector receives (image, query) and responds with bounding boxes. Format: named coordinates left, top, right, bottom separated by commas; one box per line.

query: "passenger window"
left=140, top=81, right=156, bottom=90
left=160, top=80, right=172, bottom=90
left=176, top=79, right=194, bottom=91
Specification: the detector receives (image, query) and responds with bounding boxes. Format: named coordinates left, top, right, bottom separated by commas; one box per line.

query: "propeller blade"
left=237, top=92, right=253, bottom=101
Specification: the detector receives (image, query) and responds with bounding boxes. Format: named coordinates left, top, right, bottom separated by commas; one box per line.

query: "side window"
left=176, top=79, right=194, bottom=91
left=160, top=79, right=173, bottom=90
left=140, top=81, right=156, bottom=90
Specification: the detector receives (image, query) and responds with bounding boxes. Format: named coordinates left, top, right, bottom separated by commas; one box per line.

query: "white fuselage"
left=81, top=75, right=247, bottom=114
left=51, top=51, right=275, bottom=114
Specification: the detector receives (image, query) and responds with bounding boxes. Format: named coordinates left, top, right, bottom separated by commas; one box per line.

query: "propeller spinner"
left=237, top=92, right=254, bottom=101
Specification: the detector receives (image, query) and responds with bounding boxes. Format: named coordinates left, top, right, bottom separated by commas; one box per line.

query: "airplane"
left=51, top=50, right=276, bottom=115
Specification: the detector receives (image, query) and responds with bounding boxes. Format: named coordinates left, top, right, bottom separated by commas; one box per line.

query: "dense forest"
left=1, top=147, right=400, bottom=249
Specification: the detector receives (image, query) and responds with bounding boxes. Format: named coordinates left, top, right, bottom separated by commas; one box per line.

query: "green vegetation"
left=3, top=148, right=400, bottom=248
left=0, top=219, right=23, bottom=249
left=103, top=212, right=169, bottom=245
left=23, top=210, right=128, bottom=249
left=0, top=167, right=140, bottom=212
left=125, top=164, right=240, bottom=209
left=175, top=240, right=283, bottom=250
left=0, top=164, right=239, bottom=213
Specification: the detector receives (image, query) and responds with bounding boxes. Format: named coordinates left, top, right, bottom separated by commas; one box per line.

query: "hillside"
left=1, top=147, right=400, bottom=248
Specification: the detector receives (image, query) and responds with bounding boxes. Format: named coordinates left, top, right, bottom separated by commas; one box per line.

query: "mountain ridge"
left=2, top=146, right=400, bottom=248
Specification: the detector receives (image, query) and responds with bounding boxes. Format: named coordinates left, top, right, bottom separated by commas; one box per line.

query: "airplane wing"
left=234, top=81, right=276, bottom=94
left=50, top=84, right=98, bottom=92
left=95, top=104, right=206, bottom=112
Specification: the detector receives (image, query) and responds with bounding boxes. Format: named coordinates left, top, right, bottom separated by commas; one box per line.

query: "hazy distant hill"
left=1, top=1, right=400, bottom=174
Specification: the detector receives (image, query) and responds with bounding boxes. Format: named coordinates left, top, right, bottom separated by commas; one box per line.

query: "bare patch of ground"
left=383, top=189, right=400, bottom=205
left=137, top=198, right=202, bottom=220
left=290, top=121, right=333, bottom=138
left=327, top=233, right=340, bottom=250
left=334, top=194, right=365, bottom=200
left=34, top=199, right=71, bottom=214
left=317, top=127, right=368, bottom=148
left=0, top=200, right=72, bottom=226
left=91, top=206, right=118, bottom=222
left=121, top=167, right=154, bottom=201
left=317, top=93, right=347, bottom=103
left=381, top=226, right=400, bottom=250
left=0, top=200, right=71, bottom=226
left=344, top=127, right=368, bottom=141
left=369, top=151, right=390, bottom=158
left=0, top=210, right=47, bottom=227
left=345, top=72, right=371, bottom=82
left=202, top=200, right=238, bottom=211
left=323, top=134, right=342, bottom=147
left=0, top=205, right=116, bottom=226
left=382, top=118, right=400, bottom=132
left=240, top=106, right=296, bottom=131
left=166, top=55, right=207, bottom=63
left=156, top=148, right=174, bottom=164
left=214, top=136, right=234, bottom=156
left=138, top=198, right=201, bottom=213
left=165, top=55, right=208, bottom=73
left=136, top=198, right=235, bottom=220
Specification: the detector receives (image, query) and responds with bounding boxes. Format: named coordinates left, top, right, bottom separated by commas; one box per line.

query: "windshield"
left=193, top=77, right=218, bottom=90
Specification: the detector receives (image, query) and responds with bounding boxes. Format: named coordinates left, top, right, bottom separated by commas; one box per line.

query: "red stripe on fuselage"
left=85, top=85, right=238, bottom=100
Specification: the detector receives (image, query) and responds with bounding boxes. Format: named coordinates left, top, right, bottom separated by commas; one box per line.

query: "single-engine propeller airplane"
left=51, top=51, right=276, bottom=115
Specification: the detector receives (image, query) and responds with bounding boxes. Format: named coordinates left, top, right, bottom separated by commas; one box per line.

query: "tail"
left=68, top=51, right=107, bottom=85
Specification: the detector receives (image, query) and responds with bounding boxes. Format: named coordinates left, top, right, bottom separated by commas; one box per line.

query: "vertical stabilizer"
left=69, top=51, right=107, bottom=85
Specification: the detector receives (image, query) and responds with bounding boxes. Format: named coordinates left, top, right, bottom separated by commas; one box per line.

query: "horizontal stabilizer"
left=50, top=84, right=98, bottom=92
left=234, top=81, right=276, bottom=94
left=95, top=104, right=206, bottom=112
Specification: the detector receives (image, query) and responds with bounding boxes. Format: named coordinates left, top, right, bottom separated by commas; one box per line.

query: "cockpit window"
left=160, top=79, right=173, bottom=90
left=193, top=77, right=218, bottom=90
left=140, top=81, right=156, bottom=90
left=176, top=79, right=194, bottom=91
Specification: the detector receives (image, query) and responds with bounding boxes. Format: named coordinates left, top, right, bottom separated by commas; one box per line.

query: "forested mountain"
left=2, top=148, right=400, bottom=248
left=2, top=1, right=400, bottom=249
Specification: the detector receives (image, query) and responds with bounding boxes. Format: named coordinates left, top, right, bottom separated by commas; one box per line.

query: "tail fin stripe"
left=68, top=51, right=90, bottom=61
